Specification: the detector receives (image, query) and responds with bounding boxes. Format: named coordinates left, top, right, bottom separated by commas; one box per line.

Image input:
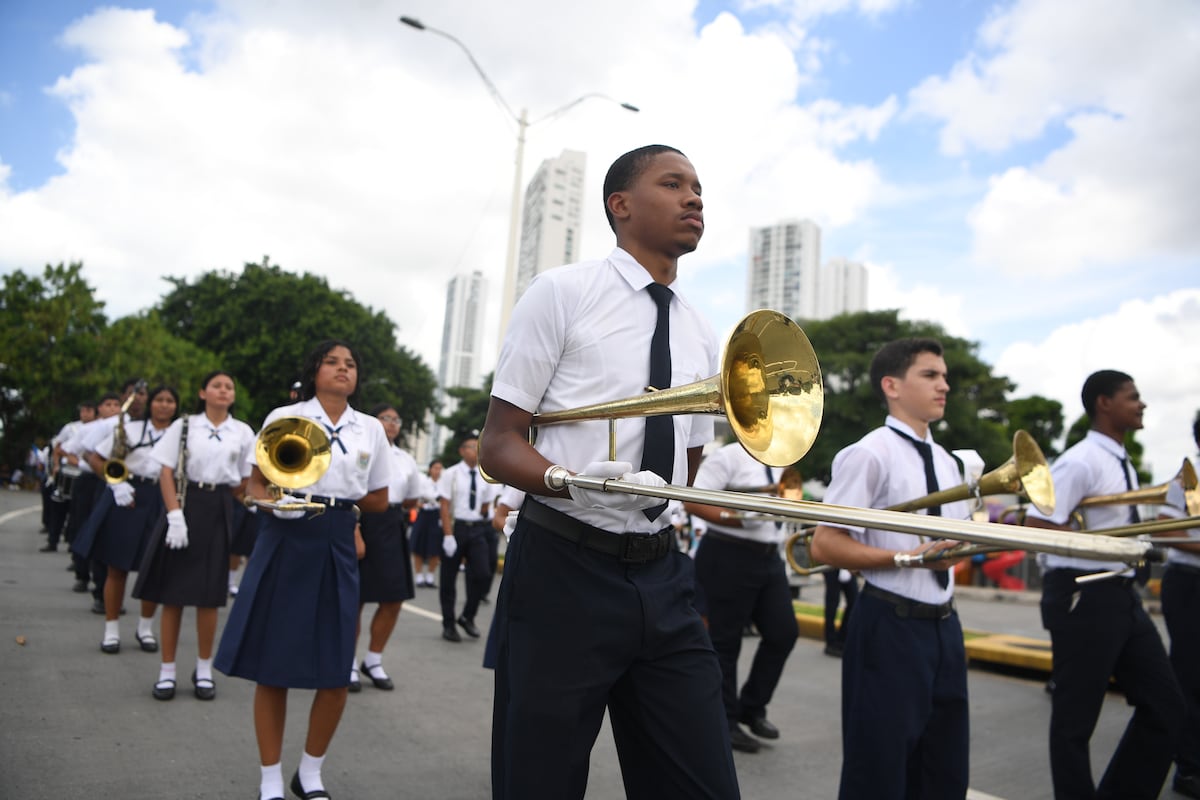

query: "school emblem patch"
left=357, top=451, right=371, bottom=470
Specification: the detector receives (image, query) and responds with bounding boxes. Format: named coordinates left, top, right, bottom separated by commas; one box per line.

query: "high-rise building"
left=819, top=257, right=868, bottom=319
left=746, top=219, right=822, bottom=321
left=431, top=270, right=488, bottom=456
left=498, top=149, right=587, bottom=340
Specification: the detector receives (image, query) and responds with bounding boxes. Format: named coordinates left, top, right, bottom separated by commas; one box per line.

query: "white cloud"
left=995, top=288, right=1200, bottom=483
left=866, top=261, right=968, bottom=338
left=907, top=0, right=1200, bottom=278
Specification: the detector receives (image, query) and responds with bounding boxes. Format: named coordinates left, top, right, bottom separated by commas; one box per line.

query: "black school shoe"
left=290, top=770, right=332, bottom=799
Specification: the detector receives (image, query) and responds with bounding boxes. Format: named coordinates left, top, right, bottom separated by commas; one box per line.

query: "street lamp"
left=399, top=15, right=639, bottom=347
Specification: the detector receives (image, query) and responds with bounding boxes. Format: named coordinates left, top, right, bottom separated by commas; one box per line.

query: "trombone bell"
left=255, top=417, right=333, bottom=490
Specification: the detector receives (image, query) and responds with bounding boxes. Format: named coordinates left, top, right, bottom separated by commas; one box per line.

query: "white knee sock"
left=298, top=751, right=325, bottom=791
left=195, top=656, right=213, bottom=682
left=158, top=662, right=176, bottom=684
left=103, top=619, right=119, bottom=644
left=260, top=762, right=283, bottom=799
left=137, top=616, right=153, bottom=638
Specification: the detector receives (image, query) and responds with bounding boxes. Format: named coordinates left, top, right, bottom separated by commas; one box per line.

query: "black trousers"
left=65, top=473, right=102, bottom=586
left=440, top=520, right=490, bottom=627
left=45, top=492, right=69, bottom=548
left=491, top=505, right=740, bottom=800
left=1041, top=570, right=1184, bottom=799
left=1162, top=565, right=1200, bottom=777
left=693, top=534, right=797, bottom=727
left=823, top=568, right=859, bottom=646
left=839, top=588, right=969, bottom=800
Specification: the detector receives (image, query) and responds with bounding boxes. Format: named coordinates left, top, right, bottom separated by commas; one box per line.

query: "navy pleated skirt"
left=215, top=507, right=358, bottom=688
left=409, top=507, right=442, bottom=558
left=71, top=479, right=163, bottom=572
left=359, top=504, right=415, bottom=603
left=134, top=487, right=232, bottom=608
left=230, top=501, right=261, bottom=557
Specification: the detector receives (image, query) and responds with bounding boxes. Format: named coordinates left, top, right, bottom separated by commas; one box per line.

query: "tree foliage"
left=157, top=262, right=437, bottom=432
left=1006, top=395, right=1065, bottom=459
left=435, top=373, right=493, bottom=465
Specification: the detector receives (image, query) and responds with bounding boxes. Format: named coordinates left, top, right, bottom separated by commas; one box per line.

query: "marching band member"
left=134, top=371, right=255, bottom=701
left=1025, top=370, right=1183, bottom=799
left=810, top=338, right=971, bottom=800
left=481, top=145, right=739, bottom=799
left=215, top=340, right=390, bottom=800
left=73, top=384, right=176, bottom=654
left=350, top=403, right=420, bottom=692
left=409, top=459, right=444, bottom=588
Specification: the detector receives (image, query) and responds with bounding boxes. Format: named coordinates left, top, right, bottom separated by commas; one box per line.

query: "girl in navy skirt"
left=75, top=385, right=177, bottom=654
left=215, top=341, right=390, bottom=800
left=409, top=459, right=444, bottom=587
left=135, top=371, right=255, bottom=702
left=350, top=404, right=421, bottom=692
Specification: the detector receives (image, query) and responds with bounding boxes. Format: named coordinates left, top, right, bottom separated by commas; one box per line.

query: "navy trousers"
left=491, top=505, right=740, bottom=800
left=1163, top=565, right=1200, bottom=778
left=440, top=520, right=490, bottom=627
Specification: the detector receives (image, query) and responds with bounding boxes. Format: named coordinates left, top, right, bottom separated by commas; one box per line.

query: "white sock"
left=260, top=762, right=284, bottom=800
left=363, top=650, right=382, bottom=670
left=350, top=665, right=359, bottom=683
left=228, top=569, right=237, bottom=586
left=195, top=656, right=213, bottom=682
left=158, top=662, right=176, bottom=684
left=103, top=620, right=119, bottom=644
left=298, top=751, right=325, bottom=792
left=137, top=616, right=154, bottom=638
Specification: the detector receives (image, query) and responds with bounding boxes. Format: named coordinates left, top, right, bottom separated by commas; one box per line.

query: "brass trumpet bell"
left=255, top=416, right=333, bottom=490
left=533, top=309, right=823, bottom=467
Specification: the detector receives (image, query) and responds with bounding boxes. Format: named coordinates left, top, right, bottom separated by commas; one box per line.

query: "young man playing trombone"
left=810, top=337, right=971, bottom=800
left=1025, top=370, right=1183, bottom=799
left=480, top=145, right=740, bottom=799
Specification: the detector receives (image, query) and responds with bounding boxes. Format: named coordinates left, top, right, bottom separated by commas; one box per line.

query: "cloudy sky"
left=1, top=0, right=1197, bottom=481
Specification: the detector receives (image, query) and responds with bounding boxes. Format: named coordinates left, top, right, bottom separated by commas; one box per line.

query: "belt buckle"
left=620, top=533, right=661, bottom=564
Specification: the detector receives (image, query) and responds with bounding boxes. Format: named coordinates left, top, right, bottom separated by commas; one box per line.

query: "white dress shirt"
left=822, top=416, right=969, bottom=604
left=438, top=460, right=489, bottom=522
left=93, top=418, right=172, bottom=480
left=151, top=413, right=256, bottom=487
left=383, top=444, right=422, bottom=506
left=491, top=247, right=719, bottom=534
left=693, top=443, right=783, bottom=544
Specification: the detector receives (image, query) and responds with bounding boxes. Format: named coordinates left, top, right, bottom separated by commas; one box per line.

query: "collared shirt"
left=384, top=444, right=421, bottom=505
left=416, top=473, right=441, bottom=510
left=437, top=460, right=491, bottom=522
left=52, top=420, right=83, bottom=449
left=1157, top=457, right=1200, bottom=568
left=693, top=442, right=782, bottom=544
left=491, top=247, right=719, bottom=534
left=93, top=418, right=173, bottom=480
left=62, top=415, right=127, bottom=474
left=1027, top=430, right=1137, bottom=574
left=250, top=398, right=391, bottom=500
left=151, top=413, right=256, bottom=487
left=822, top=415, right=969, bottom=604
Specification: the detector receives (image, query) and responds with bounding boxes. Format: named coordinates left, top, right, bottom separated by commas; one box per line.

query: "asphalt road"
left=0, top=488, right=1189, bottom=799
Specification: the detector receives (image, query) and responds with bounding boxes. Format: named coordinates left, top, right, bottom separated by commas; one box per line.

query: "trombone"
left=245, top=416, right=336, bottom=515
left=784, top=430, right=1057, bottom=574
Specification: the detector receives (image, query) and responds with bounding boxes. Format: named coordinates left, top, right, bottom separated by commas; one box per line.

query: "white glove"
left=503, top=510, right=520, bottom=540
left=567, top=462, right=668, bottom=512
left=110, top=481, right=135, bottom=507
left=272, top=493, right=307, bottom=520
left=165, top=508, right=189, bottom=549
left=442, top=534, right=458, bottom=558
left=838, top=568, right=853, bottom=584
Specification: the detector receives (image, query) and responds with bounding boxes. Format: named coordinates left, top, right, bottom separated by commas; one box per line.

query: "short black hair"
left=298, top=339, right=363, bottom=403
left=1193, top=410, right=1200, bottom=447
left=79, top=401, right=97, bottom=412
left=602, top=144, right=685, bottom=232
left=196, top=370, right=236, bottom=414
left=1081, top=370, right=1133, bottom=419
left=146, top=384, right=180, bottom=422
left=868, top=338, right=944, bottom=404
left=121, top=377, right=145, bottom=394
left=97, top=392, right=120, bottom=405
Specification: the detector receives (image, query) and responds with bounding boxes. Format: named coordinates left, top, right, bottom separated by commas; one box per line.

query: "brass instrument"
left=103, top=380, right=146, bottom=484
left=246, top=416, right=335, bottom=515
left=175, top=416, right=189, bottom=511
left=1074, top=458, right=1197, bottom=517
left=784, top=430, right=1057, bottom=574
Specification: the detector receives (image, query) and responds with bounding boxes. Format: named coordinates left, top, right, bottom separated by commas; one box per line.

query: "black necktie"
left=889, top=427, right=948, bottom=588
left=1120, top=455, right=1149, bottom=585
left=641, top=283, right=674, bottom=521
left=323, top=423, right=347, bottom=455
left=469, top=469, right=477, bottom=511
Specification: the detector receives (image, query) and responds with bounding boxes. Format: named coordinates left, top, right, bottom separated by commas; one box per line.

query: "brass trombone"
left=784, top=430, right=1057, bottom=574
left=245, top=416, right=335, bottom=515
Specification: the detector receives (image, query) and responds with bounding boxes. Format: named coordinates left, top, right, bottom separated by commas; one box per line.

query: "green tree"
left=157, top=262, right=437, bottom=432
left=98, top=312, right=224, bottom=412
left=1006, top=395, right=1065, bottom=459
left=0, top=263, right=107, bottom=465
left=435, top=373, right=493, bottom=465
left=796, top=310, right=1014, bottom=484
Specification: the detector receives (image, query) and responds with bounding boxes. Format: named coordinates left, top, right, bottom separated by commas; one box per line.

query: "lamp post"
left=399, top=16, right=639, bottom=347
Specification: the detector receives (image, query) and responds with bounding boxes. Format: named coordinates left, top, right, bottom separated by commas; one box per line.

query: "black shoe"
left=742, top=715, right=780, bottom=740
left=100, top=639, right=120, bottom=654
left=72, top=579, right=88, bottom=593
left=91, top=598, right=105, bottom=614
left=457, top=616, right=481, bottom=638
left=729, top=725, right=761, bottom=753
left=290, top=770, right=332, bottom=799
left=480, top=595, right=491, bottom=605
left=442, top=626, right=462, bottom=643
left=152, top=678, right=175, bottom=700
left=348, top=670, right=362, bottom=693
left=39, top=544, right=57, bottom=553
left=1175, top=771, right=1200, bottom=799
left=823, top=643, right=843, bottom=658
left=361, top=660, right=394, bottom=690
left=192, top=670, right=216, bottom=700
left=135, top=631, right=158, bottom=652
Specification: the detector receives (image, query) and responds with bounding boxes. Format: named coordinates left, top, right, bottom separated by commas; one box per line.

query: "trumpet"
left=245, top=416, right=335, bottom=515
left=784, top=430, right=1057, bottom=574
left=103, top=380, right=146, bottom=484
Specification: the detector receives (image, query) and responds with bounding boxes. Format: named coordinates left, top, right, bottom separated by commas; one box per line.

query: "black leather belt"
left=300, top=494, right=359, bottom=513
left=523, top=500, right=674, bottom=564
left=703, top=529, right=780, bottom=556
left=864, top=582, right=956, bottom=620
left=187, top=481, right=227, bottom=492
left=128, top=475, right=159, bottom=486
